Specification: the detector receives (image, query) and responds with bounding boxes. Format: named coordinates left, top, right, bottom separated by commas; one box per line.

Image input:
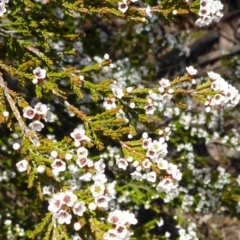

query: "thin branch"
left=0, top=74, right=40, bottom=146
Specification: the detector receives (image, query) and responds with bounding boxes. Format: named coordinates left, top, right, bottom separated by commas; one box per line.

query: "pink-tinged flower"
left=70, top=128, right=90, bottom=142
left=29, top=120, right=44, bottom=132
left=145, top=103, right=156, bottom=115
left=48, top=192, right=64, bottom=213
left=103, top=97, right=116, bottom=110
left=62, top=191, right=77, bottom=207
left=33, top=67, right=47, bottom=79
left=76, top=157, right=89, bottom=168
left=72, top=201, right=86, bottom=216
left=156, top=178, right=175, bottom=192
left=95, top=195, right=110, bottom=209
left=16, top=159, right=28, bottom=172
left=116, top=158, right=128, bottom=170
left=34, top=102, right=48, bottom=115
left=51, top=159, right=66, bottom=173
left=53, top=210, right=72, bottom=224
left=118, top=0, right=128, bottom=13
left=23, top=106, right=36, bottom=119
left=186, top=66, right=197, bottom=76
left=107, top=209, right=123, bottom=225
left=146, top=148, right=157, bottom=160
left=90, top=182, right=105, bottom=198
left=142, top=137, right=152, bottom=149
left=114, top=224, right=129, bottom=239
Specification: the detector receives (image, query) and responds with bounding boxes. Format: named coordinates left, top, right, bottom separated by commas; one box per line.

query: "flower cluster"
left=117, top=132, right=182, bottom=193
left=205, top=71, right=240, bottom=112
left=103, top=209, right=138, bottom=240
left=0, top=0, right=8, bottom=17
left=48, top=190, right=86, bottom=225
left=144, top=79, right=174, bottom=115
left=195, top=0, right=223, bottom=27
left=23, top=102, right=54, bottom=132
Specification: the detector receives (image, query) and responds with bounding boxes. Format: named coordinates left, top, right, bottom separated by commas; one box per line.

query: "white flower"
left=53, top=210, right=72, bottom=224
left=51, top=150, right=58, bottom=158
left=88, top=202, right=97, bottom=211
left=16, top=159, right=28, bottom=172
left=48, top=192, right=64, bottom=213
left=186, top=66, right=197, bottom=76
left=107, top=209, right=123, bottom=224
left=34, top=102, right=48, bottom=115
left=92, top=173, right=108, bottom=184
left=79, top=172, right=92, bottom=181
left=142, top=159, right=151, bottom=169
left=62, top=191, right=77, bottom=207
left=171, top=168, right=182, bottom=181
left=103, top=97, right=116, bottom=110
left=156, top=178, right=175, bottom=192
left=111, top=85, right=124, bottom=99
left=146, top=5, right=152, bottom=17
left=145, top=103, right=156, bottom=115
left=122, top=210, right=138, bottom=225
left=51, top=159, right=66, bottom=173
left=146, top=171, right=157, bottom=182
left=116, top=158, right=128, bottom=170
left=70, top=128, right=90, bottom=142
left=73, top=222, right=82, bottom=231
left=37, top=165, right=45, bottom=173
left=166, top=163, right=178, bottom=175
left=159, top=78, right=170, bottom=89
left=76, top=157, right=89, bottom=168
left=0, top=2, right=6, bottom=17
left=72, top=202, right=86, bottom=216
left=29, top=120, right=44, bottom=132
left=33, top=67, right=47, bottom=79
left=23, top=106, right=36, bottom=119
left=95, top=195, right=110, bottom=209
left=94, top=159, right=106, bottom=173
left=118, top=0, right=128, bottom=13
left=114, top=224, right=129, bottom=239
left=157, top=158, right=168, bottom=170
left=77, top=147, right=88, bottom=158
left=43, top=109, right=54, bottom=122
left=131, top=171, right=143, bottom=180
left=90, top=182, right=105, bottom=198
left=3, top=111, right=9, bottom=117
left=13, top=143, right=21, bottom=150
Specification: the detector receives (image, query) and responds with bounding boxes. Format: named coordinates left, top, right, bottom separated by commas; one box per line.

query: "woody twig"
left=0, top=74, right=40, bottom=146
